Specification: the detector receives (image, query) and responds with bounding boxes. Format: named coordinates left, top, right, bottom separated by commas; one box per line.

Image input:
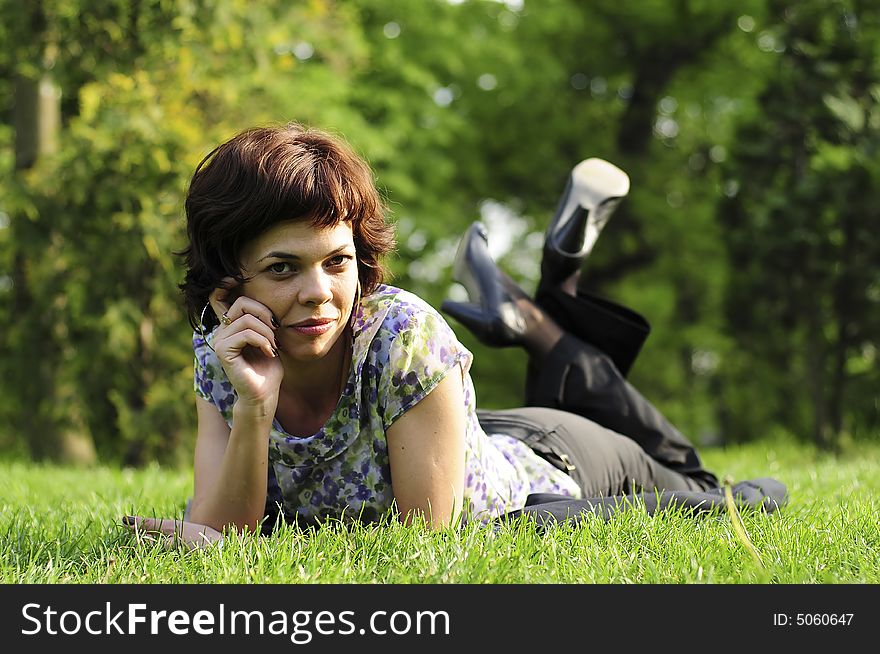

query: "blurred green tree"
left=1, top=0, right=876, bottom=466
left=0, top=0, right=374, bottom=463
left=720, top=0, right=880, bottom=448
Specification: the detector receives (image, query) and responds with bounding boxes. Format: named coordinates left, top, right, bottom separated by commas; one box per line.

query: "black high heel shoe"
left=441, top=222, right=528, bottom=348
left=538, top=158, right=629, bottom=295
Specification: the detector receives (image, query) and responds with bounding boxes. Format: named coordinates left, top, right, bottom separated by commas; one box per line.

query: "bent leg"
left=525, top=334, right=718, bottom=489
left=479, top=407, right=707, bottom=496
left=535, top=286, right=650, bottom=378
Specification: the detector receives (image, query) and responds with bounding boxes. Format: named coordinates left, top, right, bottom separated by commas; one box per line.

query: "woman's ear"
left=209, top=276, right=241, bottom=316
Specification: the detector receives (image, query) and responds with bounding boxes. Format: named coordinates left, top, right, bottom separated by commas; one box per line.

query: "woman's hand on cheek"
left=209, top=277, right=284, bottom=412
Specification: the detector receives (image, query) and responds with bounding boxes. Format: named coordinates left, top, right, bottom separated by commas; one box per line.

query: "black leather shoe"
left=441, top=222, right=528, bottom=348
left=539, top=158, right=629, bottom=294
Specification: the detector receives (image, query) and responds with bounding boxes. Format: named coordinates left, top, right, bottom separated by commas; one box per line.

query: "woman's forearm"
left=189, top=405, right=274, bottom=533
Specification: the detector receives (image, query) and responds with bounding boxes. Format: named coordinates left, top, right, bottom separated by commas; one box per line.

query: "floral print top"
left=193, top=284, right=581, bottom=526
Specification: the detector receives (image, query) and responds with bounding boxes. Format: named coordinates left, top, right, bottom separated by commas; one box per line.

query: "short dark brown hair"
left=178, top=123, right=396, bottom=330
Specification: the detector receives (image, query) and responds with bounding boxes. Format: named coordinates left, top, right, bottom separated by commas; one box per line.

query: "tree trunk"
left=12, top=61, right=97, bottom=465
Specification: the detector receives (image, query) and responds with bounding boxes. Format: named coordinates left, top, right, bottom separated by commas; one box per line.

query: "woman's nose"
left=298, top=269, right=333, bottom=306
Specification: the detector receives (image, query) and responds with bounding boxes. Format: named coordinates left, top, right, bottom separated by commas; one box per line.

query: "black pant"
left=477, top=287, right=718, bottom=497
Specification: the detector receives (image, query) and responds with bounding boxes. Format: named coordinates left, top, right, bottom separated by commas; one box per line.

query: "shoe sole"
left=547, top=158, right=630, bottom=257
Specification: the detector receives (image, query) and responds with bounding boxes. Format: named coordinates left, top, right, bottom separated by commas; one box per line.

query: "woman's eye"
left=268, top=262, right=293, bottom=274
left=327, top=255, right=351, bottom=268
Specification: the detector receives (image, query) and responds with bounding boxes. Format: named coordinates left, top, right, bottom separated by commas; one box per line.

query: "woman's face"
left=238, top=220, right=359, bottom=363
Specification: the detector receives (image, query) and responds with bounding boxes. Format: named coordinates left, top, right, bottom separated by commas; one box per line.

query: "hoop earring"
left=349, top=280, right=362, bottom=332
left=198, top=302, right=216, bottom=353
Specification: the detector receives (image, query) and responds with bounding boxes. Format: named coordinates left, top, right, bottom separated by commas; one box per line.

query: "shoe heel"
left=441, top=300, right=491, bottom=336
left=441, top=300, right=524, bottom=348
left=539, top=158, right=630, bottom=291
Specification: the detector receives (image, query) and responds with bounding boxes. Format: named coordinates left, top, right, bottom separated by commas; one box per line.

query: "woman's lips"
left=290, top=319, right=335, bottom=336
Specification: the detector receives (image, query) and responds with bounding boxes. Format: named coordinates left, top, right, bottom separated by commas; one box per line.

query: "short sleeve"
left=192, top=331, right=214, bottom=402
left=191, top=331, right=237, bottom=421
left=377, top=301, right=472, bottom=428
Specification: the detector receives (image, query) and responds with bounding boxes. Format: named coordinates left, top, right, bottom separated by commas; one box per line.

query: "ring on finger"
left=220, top=312, right=232, bottom=326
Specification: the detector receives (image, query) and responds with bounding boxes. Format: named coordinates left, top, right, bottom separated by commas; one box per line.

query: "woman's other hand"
left=208, top=277, right=284, bottom=413
left=122, top=516, right=224, bottom=551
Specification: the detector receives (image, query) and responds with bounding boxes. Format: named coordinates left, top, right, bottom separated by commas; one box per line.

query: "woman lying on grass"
left=124, top=122, right=772, bottom=549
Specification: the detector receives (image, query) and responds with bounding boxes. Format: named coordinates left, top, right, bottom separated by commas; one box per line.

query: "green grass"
left=1, top=438, right=878, bottom=584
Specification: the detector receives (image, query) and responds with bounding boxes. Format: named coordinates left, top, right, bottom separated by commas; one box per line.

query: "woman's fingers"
left=208, top=279, right=278, bottom=334
left=225, top=296, right=279, bottom=330
left=204, top=279, right=283, bottom=399
left=204, top=278, right=278, bottom=358
left=122, top=515, right=180, bottom=537
left=121, top=516, right=224, bottom=551
left=217, top=325, right=277, bottom=359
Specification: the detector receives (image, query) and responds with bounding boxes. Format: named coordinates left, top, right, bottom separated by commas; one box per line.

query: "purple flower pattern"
left=193, top=285, right=580, bottom=525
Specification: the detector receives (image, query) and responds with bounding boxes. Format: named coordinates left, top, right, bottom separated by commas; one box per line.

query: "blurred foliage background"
left=0, top=0, right=877, bottom=467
